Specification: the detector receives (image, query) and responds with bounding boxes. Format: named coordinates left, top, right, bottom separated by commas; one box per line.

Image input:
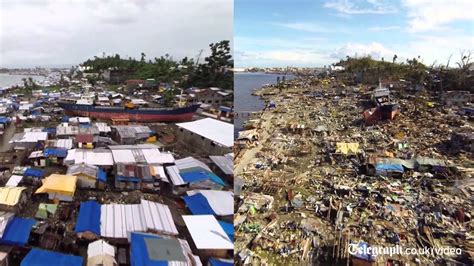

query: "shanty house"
left=130, top=232, right=201, bottom=266
left=0, top=187, right=28, bottom=213
left=67, top=163, right=106, bottom=189
left=74, top=199, right=179, bottom=239
left=114, top=164, right=161, bottom=191
left=35, top=174, right=78, bottom=202
left=64, top=149, right=114, bottom=169
left=75, top=134, right=95, bottom=149
left=182, top=215, right=233, bottom=259
left=75, top=201, right=101, bottom=240
left=87, top=239, right=117, bottom=266
left=111, top=126, right=153, bottom=144
left=21, top=248, right=83, bottom=266
left=9, top=131, right=48, bottom=150
left=176, top=118, right=233, bottom=155
left=165, top=157, right=226, bottom=194
left=182, top=190, right=234, bottom=220
left=209, top=154, right=234, bottom=184
left=1, top=217, right=36, bottom=246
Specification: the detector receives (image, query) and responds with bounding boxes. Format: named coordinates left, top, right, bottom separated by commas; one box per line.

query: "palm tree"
left=392, top=54, right=398, bottom=64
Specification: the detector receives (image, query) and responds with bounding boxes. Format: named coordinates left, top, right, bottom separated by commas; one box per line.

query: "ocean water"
left=234, top=72, right=293, bottom=135
left=0, top=74, right=43, bottom=88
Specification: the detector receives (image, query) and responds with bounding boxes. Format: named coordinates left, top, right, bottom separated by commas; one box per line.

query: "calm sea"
left=0, top=74, right=43, bottom=88
left=234, top=72, right=294, bottom=136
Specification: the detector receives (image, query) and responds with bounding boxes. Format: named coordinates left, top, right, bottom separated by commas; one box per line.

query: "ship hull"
left=58, top=102, right=200, bottom=122
left=363, top=104, right=399, bottom=125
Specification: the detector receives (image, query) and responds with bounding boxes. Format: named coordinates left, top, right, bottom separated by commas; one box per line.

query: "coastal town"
left=234, top=57, right=473, bottom=265
left=0, top=41, right=235, bottom=265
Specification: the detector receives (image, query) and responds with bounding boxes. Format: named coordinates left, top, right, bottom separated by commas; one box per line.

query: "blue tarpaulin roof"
left=97, top=169, right=107, bottom=183
left=375, top=163, right=404, bottom=173
left=218, top=221, right=234, bottom=241
left=116, top=175, right=142, bottom=182
left=44, top=148, right=68, bottom=158
left=130, top=232, right=167, bottom=266
left=43, top=127, right=56, bottom=135
left=24, top=168, right=45, bottom=178
left=180, top=171, right=225, bottom=186
left=209, top=258, right=234, bottom=266
left=61, top=116, right=69, bottom=122
left=0, top=117, right=10, bottom=124
left=75, top=201, right=100, bottom=235
left=1, top=217, right=36, bottom=246
left=182, top=193, right=216, bottom=215
left=21, top=248, right=84, bottom=266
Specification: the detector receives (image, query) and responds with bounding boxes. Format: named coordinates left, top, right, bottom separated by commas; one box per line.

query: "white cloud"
left=275, top=22, right=333, bottom=33
left=234, top=36, right=333, bottom=67
left=402, top=0, right=474, bottom=32
left=403, top=34, right=474, bottom=65
left=235, top=49, right=332, bottom=67
left=369, top=26, right=401, bottom=31
left=324, top=0, right=397, bottom=15
left=330, top=42, right=395, bottom=60
left=0, top=0, right=233, bottom=67
left=235, top=36, right=327, bottom=51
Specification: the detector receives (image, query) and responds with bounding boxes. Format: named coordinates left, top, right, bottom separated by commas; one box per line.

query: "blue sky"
left=235, top=0, right=474, bottom=67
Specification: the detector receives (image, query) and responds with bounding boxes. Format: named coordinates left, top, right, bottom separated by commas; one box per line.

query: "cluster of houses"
left=0, top=95, right=234, bottom=265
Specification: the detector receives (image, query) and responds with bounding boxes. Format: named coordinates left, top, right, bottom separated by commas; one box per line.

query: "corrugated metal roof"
left=182, top=215, right=233, bottom=250
left=141, top=149, right=174, bottom=164
left=115, top=164, right=153, bottom=179
left=0, top=212, right=14, bottom=238
left=165, top=166, right=186, bottom=186
left=100, top=200, right=178, bottom=239
left=56, top=124, right=99, bottom=136
left=6, top=175, right=24, bottom=187
left=94, top=122, right=111, bottom=133
left=175, top=157, right=211, bottom=172
left=28, top=151, right=44, bottom=159
left=111, top=147, right=173, bottom=164
left=56, top=139, right=73, bottom=149
left=176, top=118, right=233, bottom=147
left=209, top=156, right=233, bottom=175
left=187, top=190, right=233, bottom=216
left=88, top=239, right=115, bottom=258
left=151, top=166, right=167, bottom=180
left=67, top=163, right=98, bottom=179
left=65, top=149, right=114, bottom=166
left=111, top=149, right=136, bottom=163
left=0, top=187, right=26, bottom=206
left=9, top=132, right=47, bottom=143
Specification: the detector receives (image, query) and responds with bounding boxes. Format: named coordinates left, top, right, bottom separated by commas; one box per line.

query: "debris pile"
left=235, top=76, right=473, bottom=265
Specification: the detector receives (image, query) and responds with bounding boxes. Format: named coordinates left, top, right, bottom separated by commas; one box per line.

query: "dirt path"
left=234, top=112, right=272, bottom=175
left=0, top=124, right=15, bottom=152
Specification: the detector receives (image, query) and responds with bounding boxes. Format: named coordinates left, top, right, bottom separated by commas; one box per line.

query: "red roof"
left=75, top=134, right=94, bottom=143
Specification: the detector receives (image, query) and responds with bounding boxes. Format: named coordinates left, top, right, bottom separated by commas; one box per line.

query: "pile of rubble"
left=234, top=77, right=473, bottom=265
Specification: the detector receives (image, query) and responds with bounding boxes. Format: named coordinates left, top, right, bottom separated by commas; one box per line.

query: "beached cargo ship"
left=58, top=101, right=200, bottom=122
